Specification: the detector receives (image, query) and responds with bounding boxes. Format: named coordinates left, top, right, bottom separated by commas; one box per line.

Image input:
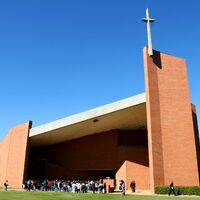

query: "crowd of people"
left=22, top=179, right=106, bottom=194
left=3, top=178, right=137, bottom=195
left=3, top=178, right=177, bottom=196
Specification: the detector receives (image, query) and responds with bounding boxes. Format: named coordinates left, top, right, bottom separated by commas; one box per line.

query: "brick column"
left=0, top=121, right=31, bottom=188
left=143, top=47, right=199, bottom=191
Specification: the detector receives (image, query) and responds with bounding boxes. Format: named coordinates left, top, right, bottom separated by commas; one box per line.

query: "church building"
left=0, top=46, right=199, bottom=192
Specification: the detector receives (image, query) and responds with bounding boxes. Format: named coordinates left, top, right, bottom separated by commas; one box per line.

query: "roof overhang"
left=29, top=93, right=147, bottom=147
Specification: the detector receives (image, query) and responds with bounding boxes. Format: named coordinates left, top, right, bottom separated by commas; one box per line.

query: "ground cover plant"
left=155, top=186, right=200, bottom=195
left=0, top=191, right=200, bottom=200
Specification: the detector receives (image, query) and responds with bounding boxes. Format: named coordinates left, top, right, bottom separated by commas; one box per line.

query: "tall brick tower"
left=143, top=47, right=200, bottom=191
left=0, top=121, right=31, bottom=188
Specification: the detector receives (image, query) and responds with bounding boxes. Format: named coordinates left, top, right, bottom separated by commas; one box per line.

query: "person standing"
left=4, top=180, right=8, bottom=191
left=168, top=181, right=176, bottom=196
left=130, top=180, right=136, bottom=192
left=121, top=181, right=125, bottom=196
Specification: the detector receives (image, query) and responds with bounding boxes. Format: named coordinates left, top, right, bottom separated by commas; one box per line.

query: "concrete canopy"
left=29, top=93, right=146, bottom=147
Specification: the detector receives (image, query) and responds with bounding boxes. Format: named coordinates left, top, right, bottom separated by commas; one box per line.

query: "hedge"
left=155, top=186, right=200, bottom=196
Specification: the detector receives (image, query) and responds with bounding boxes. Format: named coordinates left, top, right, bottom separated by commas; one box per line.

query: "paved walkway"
left=113, top=190, right=200, bottom=198
left=125, top=190, right=153, bottom=195
left=112, top=189, right=153, bottom=195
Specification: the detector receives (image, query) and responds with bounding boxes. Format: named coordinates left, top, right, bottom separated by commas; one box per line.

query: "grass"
left=0, top=191, right=199, bottom=200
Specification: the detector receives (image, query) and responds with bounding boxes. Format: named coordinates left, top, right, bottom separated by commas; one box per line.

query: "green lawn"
left=0, top=191, right=199, bottom=200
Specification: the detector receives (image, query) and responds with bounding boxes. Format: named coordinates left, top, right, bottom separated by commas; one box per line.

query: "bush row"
left=155, top=185, right=200, bottom=196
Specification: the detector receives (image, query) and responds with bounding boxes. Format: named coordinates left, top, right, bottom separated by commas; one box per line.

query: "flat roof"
left=29, top=93, right=146, bottom=147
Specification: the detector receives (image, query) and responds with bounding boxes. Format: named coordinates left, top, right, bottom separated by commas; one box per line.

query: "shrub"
left=155, top=186, right=169, bottom=194
left=155, top=185, right=200, bottom=196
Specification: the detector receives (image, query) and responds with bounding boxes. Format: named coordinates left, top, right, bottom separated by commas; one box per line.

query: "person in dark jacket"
left=168, top=181, right=176, bottom=196
left=130, top=180, right=136, bottom=192
left=121, top=181, right=125, bottom=196
left=4, top=180, right=8, bottom=191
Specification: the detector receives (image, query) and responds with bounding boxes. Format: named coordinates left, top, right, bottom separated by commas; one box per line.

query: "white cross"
left=142, top=8, right=155, bottom=56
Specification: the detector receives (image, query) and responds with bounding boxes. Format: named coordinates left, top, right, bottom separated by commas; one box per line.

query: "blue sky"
left=0, top=0, right=200, bottom=140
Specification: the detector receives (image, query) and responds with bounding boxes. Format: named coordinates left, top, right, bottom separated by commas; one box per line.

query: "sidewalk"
left=112, top=190, right=200, bottom=198
left=126, top=190, right=153, bottom=195
left=112, top=189, right=154, bottom=195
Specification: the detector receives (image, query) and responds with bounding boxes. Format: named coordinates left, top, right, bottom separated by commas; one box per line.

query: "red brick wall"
left=126, top=152, right=150, bottom=190
left=191, top=104, right=200, bottom=182
left=0, top=132, right=11, bottom=187
left=0, top=121, right=31, bottom=188
left=143, top=47, right=200, bottom=191
left=29, top=129, right=149, bottom=189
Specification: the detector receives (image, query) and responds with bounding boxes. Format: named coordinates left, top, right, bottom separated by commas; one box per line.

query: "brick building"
left=0, top=47, right=199, bottom=192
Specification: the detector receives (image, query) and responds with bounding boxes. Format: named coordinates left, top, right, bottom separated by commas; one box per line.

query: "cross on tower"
left=142, top=8, right=155, bottom=56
